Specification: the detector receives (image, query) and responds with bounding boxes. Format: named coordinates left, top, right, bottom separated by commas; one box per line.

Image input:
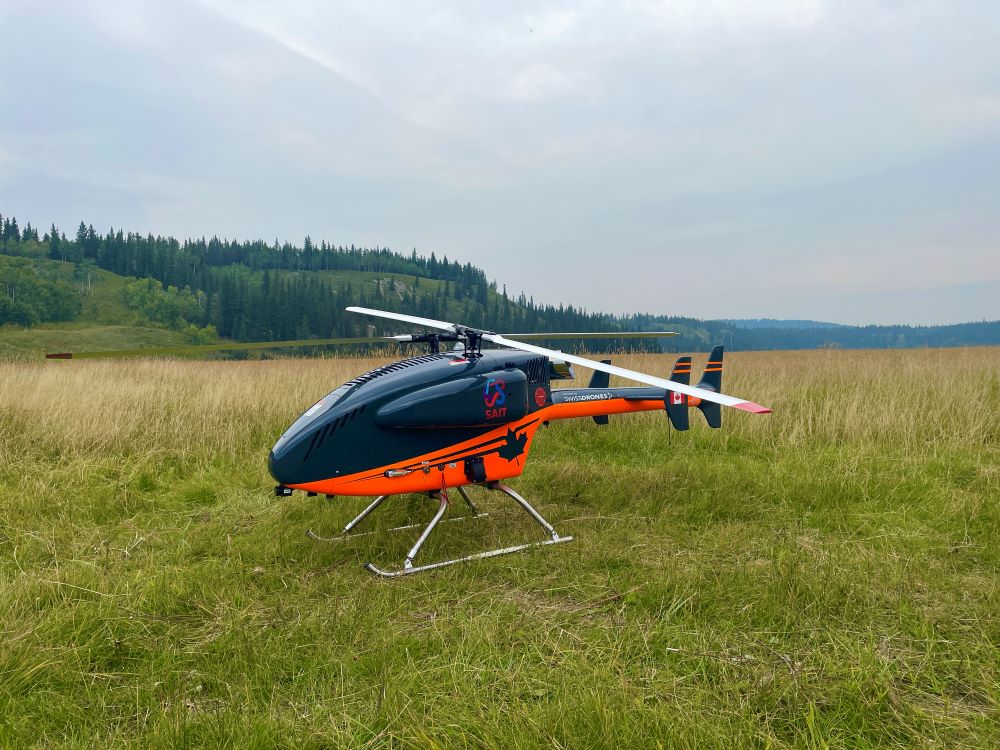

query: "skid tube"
left=307, top=483, right=573, bottom=577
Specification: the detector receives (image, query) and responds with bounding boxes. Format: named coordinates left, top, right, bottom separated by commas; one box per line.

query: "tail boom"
left=546, top=345, right=769, bottom=425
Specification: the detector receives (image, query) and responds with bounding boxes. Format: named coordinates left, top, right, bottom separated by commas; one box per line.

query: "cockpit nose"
left=268, top=445, right=293, bottom=485
left=269, top=383, right=354, bottom=486
left=269, top=420, right=319, bottom=485
left=268, top=418, right=342, bottom=486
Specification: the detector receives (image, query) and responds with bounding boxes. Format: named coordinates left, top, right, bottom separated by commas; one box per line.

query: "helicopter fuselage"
left=268, top=350, right=668, bottom=496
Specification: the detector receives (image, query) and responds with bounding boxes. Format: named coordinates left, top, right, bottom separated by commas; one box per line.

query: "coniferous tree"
left=48, top=224, right=62, bottom=261
left=85, top=225, right=99, bottom=258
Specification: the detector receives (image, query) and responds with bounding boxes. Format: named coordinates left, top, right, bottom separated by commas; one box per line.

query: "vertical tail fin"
left=694, top=345, right=723, bottom=428
left=664, top=356, right=691, bottom=431
left=663, top=347, right=726, bottom=430
left=590, top=360, right=611, bottom=425
left=698, top=345, right=724, bottom=392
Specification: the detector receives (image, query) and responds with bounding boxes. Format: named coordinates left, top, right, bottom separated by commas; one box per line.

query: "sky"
left=1, top=0, right=998, bottom=325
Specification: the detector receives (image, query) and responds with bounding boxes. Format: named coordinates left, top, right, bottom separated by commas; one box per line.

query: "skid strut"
left=305, top=491, right=488, bottom=543
left=307, top=483, right=573, bottom=577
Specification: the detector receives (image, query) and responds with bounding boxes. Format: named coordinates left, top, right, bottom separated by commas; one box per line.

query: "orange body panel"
left=288, top=419, right=545, bottom=496
left=286, top=396, right=665, bottom=496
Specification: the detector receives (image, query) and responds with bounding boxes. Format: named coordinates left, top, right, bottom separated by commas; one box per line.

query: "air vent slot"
left=342, top=353, right=449, bottom=391
left=301, top=429, right=321, bottom=462
left=524, top=356, right=549, bottom=384
left=301, top=408, right=365, bottom=462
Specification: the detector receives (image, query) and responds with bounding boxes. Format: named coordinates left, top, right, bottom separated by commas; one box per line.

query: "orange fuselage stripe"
left=286, top=396, right=667, bottom=496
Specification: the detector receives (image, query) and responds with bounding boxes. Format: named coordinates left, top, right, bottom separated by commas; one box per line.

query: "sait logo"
left=483, top=377, right=507, bottom=419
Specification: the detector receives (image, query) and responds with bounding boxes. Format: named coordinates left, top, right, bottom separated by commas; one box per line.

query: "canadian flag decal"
left=670, top=391, right=684, bottom=405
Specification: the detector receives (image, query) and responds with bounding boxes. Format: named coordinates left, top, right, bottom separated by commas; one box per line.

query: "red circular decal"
left=534, top=387, right=547, bottom=407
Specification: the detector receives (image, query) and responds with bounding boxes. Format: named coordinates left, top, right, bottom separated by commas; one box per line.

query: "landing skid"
left=306, top=483, right=573, bottom=577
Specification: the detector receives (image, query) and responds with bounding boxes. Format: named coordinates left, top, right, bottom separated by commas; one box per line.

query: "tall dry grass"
left=3, top=347, right=996, bottom=461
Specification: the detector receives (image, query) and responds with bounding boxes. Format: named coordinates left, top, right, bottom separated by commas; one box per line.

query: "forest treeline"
left=2, top=211, right=998, bottom=351
left=0, top=212, right=623, bottom=341
left=723, top=320, right=1000, bottom=350
left=625, top=314, right=1000, bottom=352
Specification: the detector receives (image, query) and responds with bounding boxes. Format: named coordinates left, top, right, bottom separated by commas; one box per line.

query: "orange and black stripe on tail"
left=693, top=345, right=724, bottom=428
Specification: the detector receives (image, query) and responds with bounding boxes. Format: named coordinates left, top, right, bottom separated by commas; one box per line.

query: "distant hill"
left=0, top=254, right=191, bottom=357
left=717, top=321, right=1000, bottom=351
left=724, top=318, right=847, bottom=330
left=628, top=314, right=1000, bottom=352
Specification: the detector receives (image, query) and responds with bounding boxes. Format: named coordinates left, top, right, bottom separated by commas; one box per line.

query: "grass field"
left=1, top=349, right=998, bottom=748
left=0, top=325, right=187, bottom=360
left=0, top=255, right=186, bottom=360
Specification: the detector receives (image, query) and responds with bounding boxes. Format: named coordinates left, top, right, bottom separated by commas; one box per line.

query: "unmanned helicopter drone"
left=266, top=307, right=771, bottom=577
left=48, top=306, right=770, bottom=577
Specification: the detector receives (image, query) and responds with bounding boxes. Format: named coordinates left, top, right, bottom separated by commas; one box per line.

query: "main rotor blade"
left=484, top=333, right=770, bottom=414
left=346, top=306, right=459, bottom=334
left=503, top=331, right=677, bottom=340
left=45, top=336, right=389, bottom=359
left=345, top=308, right=678, bottom=341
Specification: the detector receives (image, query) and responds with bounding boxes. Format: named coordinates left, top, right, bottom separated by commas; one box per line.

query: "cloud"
left=625, top=0, right=826, bottom=32
left=524, top=8, right=578, bottom=40
left=87, top=1, right=161, bottom=46
left=0, top=0, right=997, bottom=325
left=199, top=1, right=384, bottom=101
left=508, top=63, right=578, bottom=101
